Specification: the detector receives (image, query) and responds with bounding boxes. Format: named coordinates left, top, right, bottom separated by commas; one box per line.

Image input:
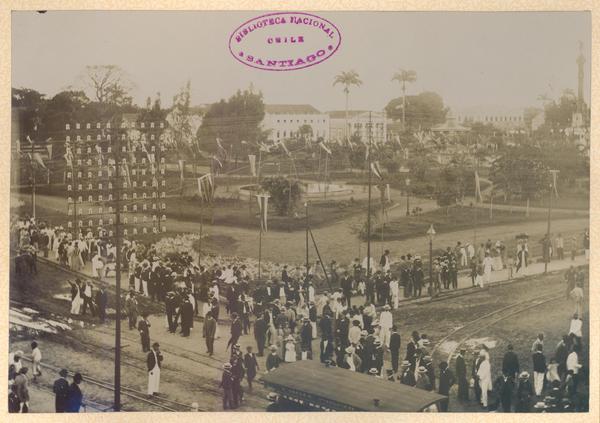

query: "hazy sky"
left=12, top=10, right=591, bottom=112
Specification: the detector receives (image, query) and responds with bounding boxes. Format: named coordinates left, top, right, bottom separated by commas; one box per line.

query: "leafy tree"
left=542, top=90, right=579, bottom=132
left=385, top=92, right=447, bottom=131
left=391, top=69, right=417, bottom=128
left=298, top=124, right=313, bottom=142
left=198, top=88, right=266, bottom=152
left=260, top=177, right=302, bottom=216
left=333, top=70, right=362, bottom=141
left=490, top=145, right=550, bottom=204
left=78, top=65, right=134, bottom=106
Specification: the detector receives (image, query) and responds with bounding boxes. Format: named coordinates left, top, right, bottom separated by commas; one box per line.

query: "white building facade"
left=328, top=110, right=388, bottom=144
left=262, top=104, right=330, bottom=142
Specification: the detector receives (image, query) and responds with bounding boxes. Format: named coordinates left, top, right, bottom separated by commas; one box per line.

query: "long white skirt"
left=148, top=365, right=161, bottom=394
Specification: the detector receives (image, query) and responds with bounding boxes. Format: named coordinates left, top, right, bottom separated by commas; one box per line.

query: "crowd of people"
left=9, top=215, right=589, bottom=412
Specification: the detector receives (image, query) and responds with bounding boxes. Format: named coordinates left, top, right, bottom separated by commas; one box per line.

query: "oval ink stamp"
left=229, top=12, right=342, bottom=71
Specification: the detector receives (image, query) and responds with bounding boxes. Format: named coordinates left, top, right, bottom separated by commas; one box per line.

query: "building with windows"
left=454, top=106, right=526, bottom=133
left=327, top=110, right=388, bottom=144
left=263, top=104, right=330, bottom=142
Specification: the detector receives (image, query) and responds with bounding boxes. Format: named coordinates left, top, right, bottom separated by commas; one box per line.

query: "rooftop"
left=265, top=104, right=323, bottom=115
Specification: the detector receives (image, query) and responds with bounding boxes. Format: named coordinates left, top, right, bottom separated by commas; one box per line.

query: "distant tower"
left=576, top=41, right=585, bottom=112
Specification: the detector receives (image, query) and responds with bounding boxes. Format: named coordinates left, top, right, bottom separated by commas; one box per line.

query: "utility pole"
left=305, top=202, right=309, bottom=286
left=366, top=111, right=373, bottom=282
left=113, top=127, right=122, bottom=412
left=545, top=170, right=560, bottom=274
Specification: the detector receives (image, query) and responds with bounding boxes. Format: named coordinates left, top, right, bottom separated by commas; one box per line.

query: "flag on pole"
left=178, top=159, right=185, bottom=180
left=216, top=137, right=228, bottom=160
left=248, top=154, right=256, bottom=177
left=475, top=171, right=482, bottom=202
left=551, top=171, right=559, bottom=198
left=385, top=183, right=391, bottom=202
left=64, top=145, right=74, bottom=168
left=211, top=155, right=223, bottom=175
left=256, top=194, right=270, bottom=232
left=32, top=152, right=47, bottom=169
left=371, top=161, right=383, bottom=179
left=46, top=144, right=53, bottom=159
left=276, top=139, right=290, bottom=156
left=197, top=173, right=215, bottom=203
left=318, top=141, right=332, bottom=155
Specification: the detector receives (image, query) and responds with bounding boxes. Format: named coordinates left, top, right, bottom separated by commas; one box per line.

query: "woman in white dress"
left=477, top=351, right=492, bottom=408
left=284, top=335, right=297, bottom=362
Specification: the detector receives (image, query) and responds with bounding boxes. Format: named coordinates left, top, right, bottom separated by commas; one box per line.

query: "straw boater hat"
left=360, top=330, right=368, bottom=337
left=519, top=371, right=530, bottom=380
left=223, top=363, right=232, bottom=369
left=269, top=345, right=278, bottom=352
left=384, top=305, right=391, bottom=310
left=374, top=339, right=382, bottom=346
left=369, top=368, right=379, bottom=375
left=401, top=360, right=411, bottom=368
left=417, top=366, right=427, bottom=374
left=421, top=339, right=431, bottom=346
left=345, top=346, right=355, bottom=354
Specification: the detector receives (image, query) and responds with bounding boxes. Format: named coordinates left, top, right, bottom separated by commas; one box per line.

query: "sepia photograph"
left=8, top=9, right=591, bottom=414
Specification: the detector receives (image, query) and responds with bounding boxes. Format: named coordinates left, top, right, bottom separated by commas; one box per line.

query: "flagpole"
left=305, top=201, right=309, bottom=287
left=31, top=135, right=36, bottom=220
left=366, top=111, right=373, bottom=283
left=258, top=227, right=262, bottom=281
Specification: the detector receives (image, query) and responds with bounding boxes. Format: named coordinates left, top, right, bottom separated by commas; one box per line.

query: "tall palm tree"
left=333, top=70, right=362, bottom=143
left=392, top=69, right=417, bottom=129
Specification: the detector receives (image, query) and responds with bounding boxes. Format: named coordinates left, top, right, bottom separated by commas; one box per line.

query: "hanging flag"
left=32, top=152, right=47, bottom=169
left=552, top=171, right=559, bottom=198
left=395, top=134, right=402, bottom=148
left=385, top=183, right=391, bottom=202
left=178, top=159, right=185, bottom=180
left=211, top=155, right=223, bottom=175
left=46, top=144, right=53, bottom=159
left=258, top=142, right=271, bottom=153
left=317, top=140, right=332, bottom=155
left=64, top=145, right=74, bottom=168
left=26, top=135, right=34, bottom=144
left=276, top=139, right=290, bottom=156
left=197, top=173, right=215, bottom=203
left=248, top=154, right=256, bottom=177
left=256, top=194, right=270, bottom=232
left=475, top=171, right=482, bottom=202
left=371, top=161, right=383, bottom=179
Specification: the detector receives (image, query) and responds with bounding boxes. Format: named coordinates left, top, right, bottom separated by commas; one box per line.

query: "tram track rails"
left=431, top=289, right=564, bottom=363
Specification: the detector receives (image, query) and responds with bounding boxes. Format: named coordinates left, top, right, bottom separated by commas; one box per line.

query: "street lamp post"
left=427, top=224, right=436, bottom=297
left=405, top=177, right=411, bottom=216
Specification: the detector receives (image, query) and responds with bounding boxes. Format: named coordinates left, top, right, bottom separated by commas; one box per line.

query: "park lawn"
left=370, top=205, right=583, bottom=245
left=166, top=196, right=375, bottom=231
left=491, top=191, right=589, bottom=211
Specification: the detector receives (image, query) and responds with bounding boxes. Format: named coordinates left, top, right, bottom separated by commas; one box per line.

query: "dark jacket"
left=266, top=353, right=281, bottom=371
left=53, top=377, right=70, bottom=412
left=203, top=317, right=217, bottom=339
left=147, top=350, right=163, bottom=371
left=532, top=352, right=547, bottom=373
left=502, top=351, right=520, bottom=376
left=244, top=353, right=259, bottom=379
left=66, top=383, right=83, bottom=412
left=438, top=368, right=456, bottom=395
left=455, top=355, right=467, bottom=379
left=390, top=332, right=401, bottom=353
left=254, top=317, right=267, bottom=340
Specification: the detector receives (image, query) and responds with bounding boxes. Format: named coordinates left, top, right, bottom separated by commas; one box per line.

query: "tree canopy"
left=385, top=91, right=447, bottom=131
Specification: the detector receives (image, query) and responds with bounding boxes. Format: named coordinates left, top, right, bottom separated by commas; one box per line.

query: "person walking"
left=147, top=343, right=163, bottom=395
left=244, top=346, right=259, bottom=392
left=501, top=344, right=520, bottom=382
left=30, top=341, right=42, bottom=381
left=477, top=351, right=492, bottom=409
left=53, top=369, right=70, bottom=413
left=138, top=312, right=151, bottom=353
left=569, top=282, right=584, bottom=317
left=226, top=313, right=242, bottom=351
left=438, top=361, right=455, bottom=412
left=220, top=363, right=234, bottom=410
left=203, top=311, right=217, bottom=356
left=455, top=348, right=469, bottom=401
left=125, top=290, right=138, bottom=330
left=14, top=368, right=30, bottom=413
left=389, top=326, right=401, bottom=375
left=96, top=286, right=108, bottom=323
left=532, top=344, right=547, bottom=396
left=66, top=373, right=84, bottom=413
left=378, top=305, right=393, bottom=348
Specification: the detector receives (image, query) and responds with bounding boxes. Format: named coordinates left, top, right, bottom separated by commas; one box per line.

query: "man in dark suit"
left=455, top=348, right=469, bottom=401
left=226, top=313, right=242, bottom=352
left=203, top=312, right=217, bottom=356
left=390, top=326, right=401, bottom=374
left=300, top=318, right=313, bottom=359
left=244, top=346, right=259, bottom=391
left=494, top=373, right=514, bottom=412
left=180, top=297, right=194, bottom=337
left=502, top=344, right=520, bottom=382
left=340, top=271, right=353, bottom=308
left=438, top=361, right=455, bottom=411
left=53, top=368, right=70, bottom=412
left=472, top=352, right=484, bottom=404
left=96, top=286, right=108, bottom=323
left=254, top=314, right=267, bottom=356
left=138, top=312, right=151, bottom=352
left=554, top=335, right=569, bottom=379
